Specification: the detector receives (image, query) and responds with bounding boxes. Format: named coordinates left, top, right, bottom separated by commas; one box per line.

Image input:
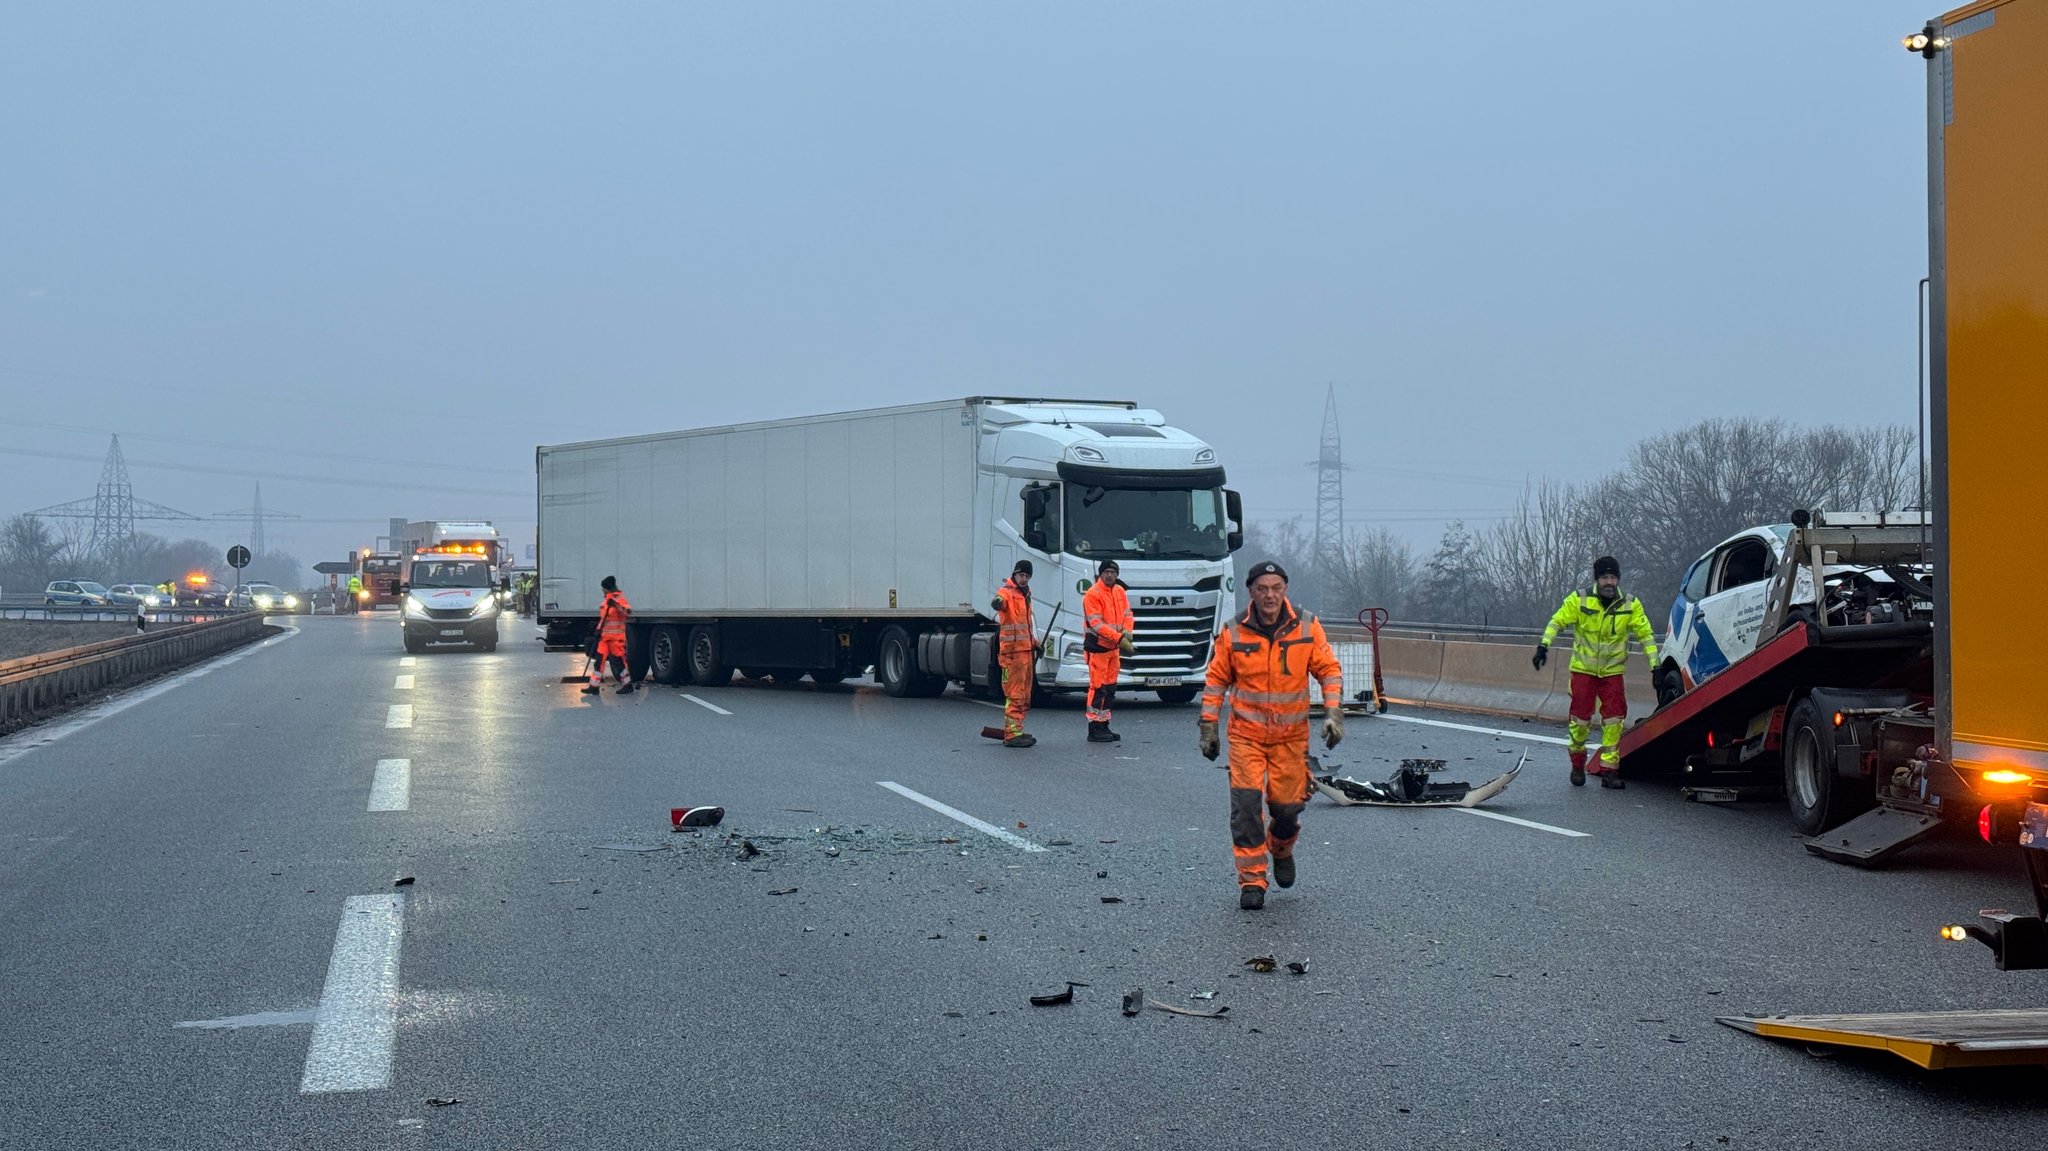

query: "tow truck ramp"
left=1719, top=1009, right=2048, bottom=1069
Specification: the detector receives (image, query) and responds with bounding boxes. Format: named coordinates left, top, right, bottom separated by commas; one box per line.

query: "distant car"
left=45, top=579, right=111, bottom=606
left=106, top=583, right=165, bottom=607
left=229, top=583, right=302, bottom=613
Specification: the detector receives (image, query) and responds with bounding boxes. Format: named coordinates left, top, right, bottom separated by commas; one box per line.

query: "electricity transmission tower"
left=25, top=435, right=201, bottom=552
left=1310, top=383, right=1349, bottom=608
left=215, top=482, right=300, bottom=556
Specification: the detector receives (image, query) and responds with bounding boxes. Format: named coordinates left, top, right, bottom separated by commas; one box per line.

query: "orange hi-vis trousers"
left=1001, top=651, right=1034, bottom=735
left=1227, top=729, right=1311, bottom=889
left=1085, top=650, right=1120, bottom=723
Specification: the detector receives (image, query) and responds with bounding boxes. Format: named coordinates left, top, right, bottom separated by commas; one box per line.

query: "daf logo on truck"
left=1140, top=595, right=1186, bottom=607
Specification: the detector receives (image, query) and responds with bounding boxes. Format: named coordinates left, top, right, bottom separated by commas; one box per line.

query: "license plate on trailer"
left=1143, top=677, right=1182, bottom=687
left=2021, top=802, right=2048, bottom=851
left=439, top=629, right=466, bottom=637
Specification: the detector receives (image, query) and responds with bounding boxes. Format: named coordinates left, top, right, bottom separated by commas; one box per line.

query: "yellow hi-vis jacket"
left=1541, top=590, right=1658, bottom=677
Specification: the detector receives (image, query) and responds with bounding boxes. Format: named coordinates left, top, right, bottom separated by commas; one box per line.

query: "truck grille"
left=1127, top=601, right=1218, bottom=678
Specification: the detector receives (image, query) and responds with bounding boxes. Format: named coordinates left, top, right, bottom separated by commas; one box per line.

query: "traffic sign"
left=313, top=561, right=355, bottom=575
left=227, top=545, right=252, bottom=569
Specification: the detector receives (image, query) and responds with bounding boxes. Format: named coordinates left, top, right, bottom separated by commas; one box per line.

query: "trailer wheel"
left=1154, top=686, right=1200, bottom=705
left=1654, top=665, right=1684, bottom=709
left=1784, top=700, right=1847, bottom=835
left=648, top=625, right=684, bottom=685
left=686, top=625, right=731, bottom=687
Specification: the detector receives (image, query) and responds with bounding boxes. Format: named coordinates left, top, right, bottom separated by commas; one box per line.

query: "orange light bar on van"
left=186, top=572, right=208, bottom=586
left=1982, top=769, right=2031, bottom=785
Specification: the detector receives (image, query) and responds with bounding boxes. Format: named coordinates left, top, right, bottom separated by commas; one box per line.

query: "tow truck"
left=1700, top=0, right=2048, bottom=1068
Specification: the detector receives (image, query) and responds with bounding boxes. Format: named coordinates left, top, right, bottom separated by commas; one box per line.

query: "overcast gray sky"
left=1, top=2, right=1936, bottom=575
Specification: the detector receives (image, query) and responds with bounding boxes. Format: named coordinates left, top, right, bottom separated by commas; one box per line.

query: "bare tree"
left=1412, top=520, right=1494, bottom=624
left=1330, top=526, right=1418, bottom=620
left=0, top=515, right=66, bottom=593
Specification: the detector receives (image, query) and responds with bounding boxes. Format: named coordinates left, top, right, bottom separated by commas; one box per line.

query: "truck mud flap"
left=1719, top=1008, right=2048, bottom=1070
left=1803, top=804, right=1944, bottom=866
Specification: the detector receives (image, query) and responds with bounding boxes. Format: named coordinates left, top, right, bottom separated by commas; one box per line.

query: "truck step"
left=1720, top=1008, right=2048, bottom=1070
left=1803, top=804, right=1945, bottom=866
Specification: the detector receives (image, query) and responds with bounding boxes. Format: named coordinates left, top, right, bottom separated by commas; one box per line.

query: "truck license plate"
left=2021, top=802, right=2048, bottom=852
left=1143, top=677, right=1181, bottom=687
left=439, top=629, right=466, bottom=637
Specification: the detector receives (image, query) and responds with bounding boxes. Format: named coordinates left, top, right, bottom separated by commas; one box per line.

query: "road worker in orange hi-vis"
left=1199, top=560, right=1342, bottom=911
left=584, top=575, right=635, bottom=696
left=991, top=559, right=1037, bottom=748
left=1081, top=559, right=1134, bottom=743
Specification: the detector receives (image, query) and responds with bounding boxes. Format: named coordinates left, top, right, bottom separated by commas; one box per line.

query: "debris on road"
left=768, top=887, right=799, bottom=896
left=738, top=839, right=762, bottom=859
left=1147, top=998, right=1229, bottom=1020
left=1244, top=955, right=1277, bottom=973
left=1190, top=990, right=1218, bottom=1001
left=1285, top=960, right=1309, bottom=976
left=393, top=876, right=415, bottom=887
left=981, top=726, right=1005, bottom=741
left=1100, top=896, right=1124, bottom=904
left=1313, top=752, right=1524, bottom=809
left=1047, top=839, right=1073, bottom=846
left=670, top=805, right=726, bottom=829
left=1122, top=988, right=1145, bottom=1016
left=1029, top=982, right=1089, bottom=1007
left=426, top=1097, right=461, bottom=1107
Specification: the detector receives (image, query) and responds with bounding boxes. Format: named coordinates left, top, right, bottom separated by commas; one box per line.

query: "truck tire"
left=648, top=625, right=684, bottom=685
left=1784, top=699, right=1849, bottom=835
left=404, top=636, right=424, bottom=655
left=686, top=625, right=731, bottom=687
left=876, top=626, right=919, bottom=697
left=1154, top=685, right=1200, bottom=705
left=1654, top=665, right=1684, bottom=709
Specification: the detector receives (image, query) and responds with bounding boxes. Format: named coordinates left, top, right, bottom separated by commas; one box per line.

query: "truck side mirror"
left=1225, top=489, right=1245, bottom=553
left=1022, top=485, right=1057, bottom=554
left=397, top=582, right=409, bottom=593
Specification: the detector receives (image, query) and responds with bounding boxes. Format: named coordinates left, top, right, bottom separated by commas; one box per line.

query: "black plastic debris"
left=1121, top=988, right=1145, bottom=1016
left=393, top=876, right=415, bottom=887
left=1029, top=982, right=1089, bottom=1007
left=1244, top=955, right=1277, bottom=973
left=1286, top=960, right=1309, bottom=976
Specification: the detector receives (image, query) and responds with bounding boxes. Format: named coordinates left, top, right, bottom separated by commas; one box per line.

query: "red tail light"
left=1980, top=804, right=1994, bottom=844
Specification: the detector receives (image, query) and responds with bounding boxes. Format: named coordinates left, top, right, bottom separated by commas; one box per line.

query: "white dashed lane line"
left=393, top=675, right=414, bottom=690
left=681, top=693, right=733, bottom=715
left=1377, top=712, right=1570, bottom=746
left=368, top=759, right=410, bottom=812
left=1454, top=808, right=1591, bottom=838
left=300, top=894, right=406, bottom=1094
left=385, top=705, right=413, bottom=729
left=399, top=656, right=417, bottom=667
left=877, top=781, right=1046, bottom=852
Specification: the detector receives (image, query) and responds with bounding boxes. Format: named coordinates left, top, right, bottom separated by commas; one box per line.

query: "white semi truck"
left=535, top=397, right=1244, bottom=701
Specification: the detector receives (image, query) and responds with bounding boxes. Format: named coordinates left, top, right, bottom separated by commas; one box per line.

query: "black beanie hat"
left=601, top=575, right=618, bottom=592
left=1244, top=560, right=1289, bottom=584
left=1592, top=556, right=1621, bottom=580
left=1098, top=559, right=1120, bottom=576
left=1013, top=559, right=1033, bottom=576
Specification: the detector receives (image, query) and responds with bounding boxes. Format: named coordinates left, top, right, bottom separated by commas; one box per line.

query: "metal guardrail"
left=0, top=604, right=248, bottom=623
left=0, top=611, right=270, bottom=733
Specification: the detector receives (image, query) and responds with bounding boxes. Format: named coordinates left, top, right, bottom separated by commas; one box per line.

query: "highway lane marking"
left=399, top=656, right=417, bottom=666
left=301, top=893, right=406, bottom=1094
left=368, top=759, right=411, bottom=812
left=385, top=705, right=414, bottom=729
left=0, top=624, right=298, bottom=769
left=1379, top=713, right=1570, bottom=747
left=877, top=781, right=1047, bottom=852
left=393, top=675, right=414, bottom=690
left=681, top=694, right=732, bottom=716
left=1454, top=808, right=1591, bottom=838
left=176, top=1008, right=317, bottom=1030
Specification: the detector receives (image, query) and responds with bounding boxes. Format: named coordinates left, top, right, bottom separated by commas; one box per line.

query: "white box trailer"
left=537, top=397, right=1244, bottom=702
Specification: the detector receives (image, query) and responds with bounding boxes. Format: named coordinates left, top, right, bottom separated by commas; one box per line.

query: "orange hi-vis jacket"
left=598, top=590, right=631, bottom=653
left=1082, top=579, right=1132, bottom=651
left=994, top=577, right=1035, bottom=657
left=1201, top=600, right=1342, bottom=743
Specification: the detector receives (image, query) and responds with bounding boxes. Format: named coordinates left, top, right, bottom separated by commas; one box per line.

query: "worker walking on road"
left=1199, top=561, right=1342, bottom=911
left=585, top=575, right=636, bottom=696
left=345, top=574, right=363, bottom=614
left=1082, top=559, right=1135, bottom=743
left=992, top=559, right=1038, bottom=748
left=1534, top=555, right=1658, bottom=789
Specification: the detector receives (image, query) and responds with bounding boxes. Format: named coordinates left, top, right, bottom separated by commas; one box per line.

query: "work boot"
left=1003, top=733, right=1036, bottom=748
left=1599, top=773, right=1626, bottom=790
left=1102, top=726, right=1121, bottom=742
left=580, top=684, right=600, bottom=696
left=1570, top=764, right=1586, bottom=787
left=1087, top=722, right=1117, bottom=743
left=616, top=681, right=637, bottom=695
left=1239, top=885, right=1265, bottom=911
left=1272, top=855, right=1296, bottom=889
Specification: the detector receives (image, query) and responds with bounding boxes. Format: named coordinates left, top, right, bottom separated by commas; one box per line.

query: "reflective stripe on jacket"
left=1540, top=589, right=1657, bottom=676
left=599, top=590, right=631, bottom=641
left=1082, top=580, right=1133, bottom=649
left=1200, top=600, right=1341, bottom=742
left=995, top=577, right=1035, bottom=656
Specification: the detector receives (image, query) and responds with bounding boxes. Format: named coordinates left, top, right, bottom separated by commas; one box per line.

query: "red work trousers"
left=1567, top=671, right=1627, bottom=773
left=1227, top=729, right=1311, bottom=889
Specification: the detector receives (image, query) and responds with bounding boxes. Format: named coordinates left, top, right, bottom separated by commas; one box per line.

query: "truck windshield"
left=411, top=561, right=493, bottom=588
left=1065, top=486, right=1229, bottom=561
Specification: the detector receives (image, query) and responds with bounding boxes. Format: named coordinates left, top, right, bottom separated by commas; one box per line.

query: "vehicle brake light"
left=1706, top=731, right=1715, bottom=749
left=1833, top=711, right=1844, bottom=727
left=1980, top=804, right=1995, bottom=843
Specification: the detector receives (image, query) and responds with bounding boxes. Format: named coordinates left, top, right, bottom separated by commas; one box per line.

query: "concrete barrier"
left=0, top=613, right=269, bottom=734
left=1375, top=634, right=1656, bottom=723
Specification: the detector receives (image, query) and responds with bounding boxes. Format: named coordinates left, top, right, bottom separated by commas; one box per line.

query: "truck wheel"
left=686, top=625, right=731, bottom=687
left=1154, top=686, right=1200, bottom=705
left=1784, top=699, right=1848, bottom=835
left=648, top=625, right=684, bottom=685
left=877, top=626, right=918, bottom=697
left=404, top=636, right=423, bottom=654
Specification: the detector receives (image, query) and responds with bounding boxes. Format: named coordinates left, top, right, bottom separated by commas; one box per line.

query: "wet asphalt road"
left=0, top=613, right=2042, bottom=1150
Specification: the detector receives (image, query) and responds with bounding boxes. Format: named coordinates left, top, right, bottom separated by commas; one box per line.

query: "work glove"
left=992, top=597, right=1005, bottom=614
left=1531, top=643, right=1548, bottom=671
left=1198, top=719, right=1220, bottom=761
left=1118, top=634, right=1135, bottom=656
left=1322, top=709, right=1344, bottom=750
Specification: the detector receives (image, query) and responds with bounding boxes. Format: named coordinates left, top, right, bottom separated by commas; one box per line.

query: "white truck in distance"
left=536, top=397, right=1244, bottom=701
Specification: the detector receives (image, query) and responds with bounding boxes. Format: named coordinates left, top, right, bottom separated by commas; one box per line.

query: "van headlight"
left=404, top=597, right=431, bottom=618
left=470, top=597, right=500, bottom=617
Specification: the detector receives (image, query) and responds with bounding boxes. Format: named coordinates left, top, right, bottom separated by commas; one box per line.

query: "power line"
left=0, top=415, right=530, bottom=477
left=0, top=443, right=530, bottom=499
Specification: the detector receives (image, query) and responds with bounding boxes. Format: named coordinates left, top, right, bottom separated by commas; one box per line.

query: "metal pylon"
left=1311, top=383, right=1348, bottom=602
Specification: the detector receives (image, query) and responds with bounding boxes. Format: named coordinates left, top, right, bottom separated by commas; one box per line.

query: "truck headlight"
left=404, top=597, right=431, bottom=618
